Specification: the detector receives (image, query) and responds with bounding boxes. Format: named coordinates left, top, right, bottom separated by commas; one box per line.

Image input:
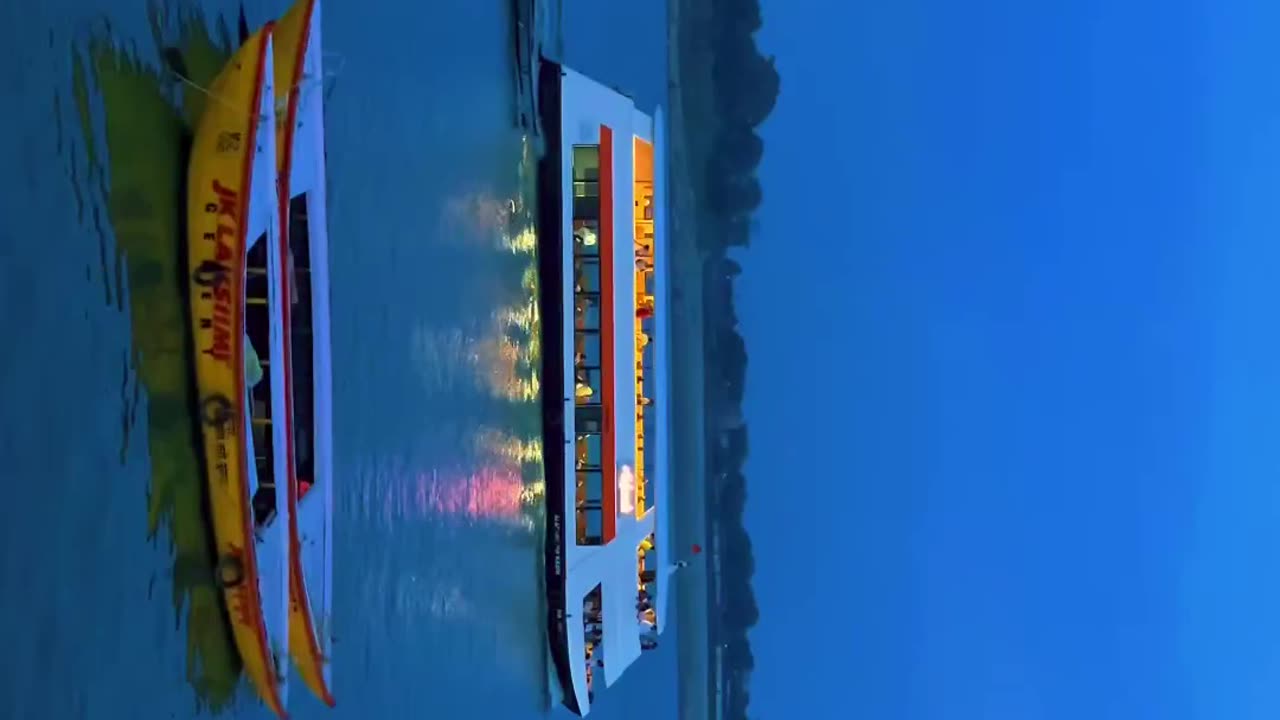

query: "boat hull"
left=274, top=0, right=336, bottom=706
left=534, top=58, right=584, bottom=718
left=187, top=26, right=290, bottom=719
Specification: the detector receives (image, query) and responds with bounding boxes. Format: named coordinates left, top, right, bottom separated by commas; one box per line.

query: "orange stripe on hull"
left=599, top=125, right=617, bottom=543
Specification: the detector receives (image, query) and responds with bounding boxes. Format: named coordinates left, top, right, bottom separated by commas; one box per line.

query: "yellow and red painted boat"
left=187, top=23, right=293, bottom=719
left=273, top=0, right=337, bottom=707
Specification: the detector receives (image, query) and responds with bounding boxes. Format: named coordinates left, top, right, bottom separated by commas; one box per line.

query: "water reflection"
left=68, top=7, right=245, bottom=708
left=374, top=430, right=545, bottom=530
left=422, top=137, right=543, bottom=405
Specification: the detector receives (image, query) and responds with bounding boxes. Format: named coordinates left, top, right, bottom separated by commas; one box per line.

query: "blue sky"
left=739, top=1, right=1280, bottom=718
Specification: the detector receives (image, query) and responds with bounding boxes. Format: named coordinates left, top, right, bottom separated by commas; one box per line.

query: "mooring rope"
left=167, top=55, right=343, bottom=119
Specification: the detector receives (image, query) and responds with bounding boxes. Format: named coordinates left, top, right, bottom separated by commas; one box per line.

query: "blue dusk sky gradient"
left=740, top=1, right=1280, bottom=718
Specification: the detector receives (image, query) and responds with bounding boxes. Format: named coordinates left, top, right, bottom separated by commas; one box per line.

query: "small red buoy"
left=691, top=544, right=702, bottom=555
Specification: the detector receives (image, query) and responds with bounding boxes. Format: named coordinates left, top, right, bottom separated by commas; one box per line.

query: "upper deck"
left=537, top=61, right=670, bottom=716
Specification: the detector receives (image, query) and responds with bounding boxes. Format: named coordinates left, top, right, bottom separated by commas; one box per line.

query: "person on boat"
left=297, top=457, right=315, bottom=500
left=245, top=335, right=264, bottom=387
left=575, top=225, right=598, bottom=248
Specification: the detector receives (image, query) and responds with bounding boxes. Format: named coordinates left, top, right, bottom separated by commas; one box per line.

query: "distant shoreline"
left=665, top=1, right=718, bottom=719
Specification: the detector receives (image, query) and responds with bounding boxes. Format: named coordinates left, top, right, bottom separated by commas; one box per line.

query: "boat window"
left=572, top=145, right=601, bottom=221
left=582, top=584, right=604, bottom=690
left=575, top=461, right=605, bottom=545
left=636, top=533, right=659, bottom=641
left=287, top=194, right=318, bottom=503
left=571, top=138, right=619, bottom=546
left=245, top=231, right=280, bottom=528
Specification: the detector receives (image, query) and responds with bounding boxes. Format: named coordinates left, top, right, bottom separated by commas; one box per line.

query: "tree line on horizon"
left=687, top=0, right=779, bottom=717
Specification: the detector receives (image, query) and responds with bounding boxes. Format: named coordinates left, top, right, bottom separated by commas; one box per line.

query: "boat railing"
left=582, top=584, right=605, bottom=692
left=632, top=170, right=656, bottom=518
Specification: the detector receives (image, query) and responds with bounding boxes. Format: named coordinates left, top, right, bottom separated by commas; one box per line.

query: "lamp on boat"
left=618, top=465, right=635, bottom=516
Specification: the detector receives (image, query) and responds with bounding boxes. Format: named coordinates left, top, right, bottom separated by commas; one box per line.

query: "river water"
left=0, top=0, right=672, bottom=718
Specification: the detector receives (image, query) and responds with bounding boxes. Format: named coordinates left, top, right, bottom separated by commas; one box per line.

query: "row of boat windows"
left=572, top=143, right=609, bottom=546
left=570, top=142, right=659, bottom=543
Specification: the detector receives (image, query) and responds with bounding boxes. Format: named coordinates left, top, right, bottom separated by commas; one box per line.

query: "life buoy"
left=216, top=553, right=245, bottom=588
left=201, top=394, right=234, bottom=427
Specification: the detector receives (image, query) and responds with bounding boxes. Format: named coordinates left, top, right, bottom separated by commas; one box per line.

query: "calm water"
left=0, top=0, right=670, bottom=718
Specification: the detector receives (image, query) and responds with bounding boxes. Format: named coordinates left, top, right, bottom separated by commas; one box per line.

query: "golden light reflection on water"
left=483, top=135, right=542, bottom=402
left=424, top=135, right=544, bottom=404
left=474, top=427, right=542, bottom=464
left=403, top=135, right=545, bottom=531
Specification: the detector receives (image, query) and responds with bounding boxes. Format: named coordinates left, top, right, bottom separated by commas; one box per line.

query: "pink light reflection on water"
left=381, top=463, right=527, bottom=525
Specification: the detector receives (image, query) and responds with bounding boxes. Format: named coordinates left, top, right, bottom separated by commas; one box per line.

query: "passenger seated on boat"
left=297, top=458, right=315, bottom=500
left=574, top=226, right=598, bottom=247
left=245, top=334, right=264, bottom=388
left=575, top=383, right=594, bottom=399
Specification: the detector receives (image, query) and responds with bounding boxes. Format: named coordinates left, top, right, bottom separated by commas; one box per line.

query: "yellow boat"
left=272, top=0, right=337, bottom=707
left=187, top=23, right=293, bottom=719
